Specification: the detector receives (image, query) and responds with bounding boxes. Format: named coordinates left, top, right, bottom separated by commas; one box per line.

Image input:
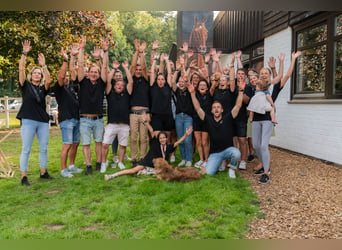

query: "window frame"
left=292, top=12, right=342, bottom=100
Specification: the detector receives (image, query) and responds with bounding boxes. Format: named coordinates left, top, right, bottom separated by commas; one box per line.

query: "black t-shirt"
left=194, top=91, right=212, bottom=119
left=271, top=82, right=283, bottom=102
left=52, top=82, right=80, bottom=123
left=174, top=88, right=194, bottom=116
left=16, top=80, right=49, bottom=123
left=244, top=83, right=256, bottom=103
left=78, top=78, right=105, bottom=115
left=204, top=112, right=235, bottom=153
left=213, top=88, right=237, bottom=115
left=130, top=76, right=150, bottom=108
left=150, top=82, right=172, bottom=115
left=139, top=138, right=175, bottom=167
left=106, top=87, right=130, bottom=124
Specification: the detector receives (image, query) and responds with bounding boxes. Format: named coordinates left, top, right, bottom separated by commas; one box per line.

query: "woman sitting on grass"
left=104, top=113, right=193, bottom=181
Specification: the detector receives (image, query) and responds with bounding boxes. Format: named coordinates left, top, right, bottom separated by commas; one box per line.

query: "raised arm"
left=122, top=61, right=133, bottom=95
left=19, top=40, right=31, bottom=86
left=268, top=56, right=278, bottom=79
left=188, top=82, right=205, bottom=120
left=130, top=39, right=140, bottom=75
left=57, top=48, right=68, bottom=87
left=150, top=52, right=159, bottom=86
left=101, top=38, right=109, bottom=83
left=138, top=42, right=148, bottom=80
left=38, top=53, right=51, bottom=90
left=77, top=35, right=86, bottom=82
left=174, top=126, right=193, bottom=148
left=270, top=53, right=285, bottom=84
left=280, top=51, right=301, bottom=88
left=229, top=65, right=236, bottom=92
left=106, top=61, right=119, bottom=95
left=69, top=43, right=79, bottom=82
left=235, top=50, right=243, bottom=69
left=164, top=54, right=172, bottom=87
left=231, top=82, right=246, bottom=119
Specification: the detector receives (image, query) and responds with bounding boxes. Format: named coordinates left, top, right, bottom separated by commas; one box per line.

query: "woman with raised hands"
left=17, top=40, right=52, bottom=186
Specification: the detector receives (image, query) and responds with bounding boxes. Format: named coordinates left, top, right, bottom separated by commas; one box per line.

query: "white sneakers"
left=100, top=161, right=108, bottom=173
left=185, top=161, right=192, bottom=167
left=228, top=168, right=236, bottom=179
left=178, top=160, right=186, bottom=167
left=61, top=168, right=73, bottom=178
left=170, top=155, right=176, bottom=163
left=118, top=162, right=126, bottom=170
left=239, top=160, right=247, bottom=170
left=194, top=160, right=204, bottom=169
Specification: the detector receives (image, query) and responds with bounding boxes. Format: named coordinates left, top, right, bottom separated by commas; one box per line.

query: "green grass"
left=0, top=112, right=21, bottom=128
left=0, top=128, right=259, bottom=239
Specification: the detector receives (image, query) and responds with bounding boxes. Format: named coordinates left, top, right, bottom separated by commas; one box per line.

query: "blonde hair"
left=256, top=79, right=270, bottom=90
left=26, top=66, right=45, bottom=85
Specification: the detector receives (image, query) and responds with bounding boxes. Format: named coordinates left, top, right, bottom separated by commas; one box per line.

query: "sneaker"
left=100, top=162, right=107, bottom=173
left=95, top=162, right=101, bottom=171
left=61, top=168, right=73, bottom=178
left=170, top=155, right=176, bottom=163
left=104, top=174, right=111, bottom=181
left=40, top=171, right=54, bottom=179
left=21, top=176, right=30, bottom=186
left=112, top=156, right=119, bottom=164
left=202, top=161, right=207, bottom=168
left=194, top=160, right=204, bottom=169
left=228, top=168, right=236, bottom=179
left=258, top=173, right=270, bottom=184
left=247, top=154, right=255, bottom=162
left=118, top=162, right=126, bottom=170
left=239, top=160, right=247, bottom=170
left=124, top=154, right=132, bottom=161
left=178, top=160, right=186, bottom=167
left=218, top=161, right=226, bottom=172
left=85, top=165, right=92, bottom=175
left=185, top=161, right=192, bottom=167
left=68, top=165, right=83, bottom=173
left=254, top=168, right=264, bottom=175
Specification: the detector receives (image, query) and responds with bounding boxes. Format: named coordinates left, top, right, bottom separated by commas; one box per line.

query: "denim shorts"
left=59, top=118, right=80, bottom=144
left=80, top=117, right=104, bottom=145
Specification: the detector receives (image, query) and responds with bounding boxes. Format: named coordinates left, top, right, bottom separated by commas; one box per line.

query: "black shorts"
left=193, top=117, right=208, bottom=132
left=233, top=120, right=247, bottom=137
left=151, top=113, right=174, bottom=132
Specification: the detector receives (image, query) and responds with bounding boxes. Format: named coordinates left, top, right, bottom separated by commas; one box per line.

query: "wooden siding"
left=213, top=11, right=264, bottom=53
left=263, top=11, right=289, bottom=37
left=288, top=11, right=322, bottom=26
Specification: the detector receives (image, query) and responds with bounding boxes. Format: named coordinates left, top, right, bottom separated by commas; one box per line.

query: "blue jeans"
left=20, top=119, right=49, bottom=172
left=175, top=113, right=193, bottom=162
left=60, top=118, right=80, bottom=144
left=206, top=147, right=241, bottom=175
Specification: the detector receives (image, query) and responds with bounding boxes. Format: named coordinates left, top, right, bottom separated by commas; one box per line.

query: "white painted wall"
left=264, top=27, right=342, bottom=165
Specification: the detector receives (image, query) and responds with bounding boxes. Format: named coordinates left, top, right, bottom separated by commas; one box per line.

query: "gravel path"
left=240, top=147, right=342, bottom=239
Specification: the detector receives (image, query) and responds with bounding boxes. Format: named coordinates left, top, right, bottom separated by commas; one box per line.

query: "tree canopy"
left=0, top=11, right=176, bottom=96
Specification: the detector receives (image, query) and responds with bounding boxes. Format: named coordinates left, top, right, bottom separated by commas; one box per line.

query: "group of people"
left=17, top=37, right=301, bottom=186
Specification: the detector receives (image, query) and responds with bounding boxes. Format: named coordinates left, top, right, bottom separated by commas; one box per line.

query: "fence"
left=0, top=96, right=57, bottom=129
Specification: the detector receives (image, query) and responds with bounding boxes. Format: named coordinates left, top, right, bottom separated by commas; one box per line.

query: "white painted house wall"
left=264, top=27, right=342, bottom=165
left=218, top=27, right=342, bottom=164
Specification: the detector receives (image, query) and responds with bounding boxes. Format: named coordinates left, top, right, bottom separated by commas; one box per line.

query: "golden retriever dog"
left=152, top=158, right=205, bottom=182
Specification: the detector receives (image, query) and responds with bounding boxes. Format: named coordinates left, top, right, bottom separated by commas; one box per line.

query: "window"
left=241, top=43, right=264, bottom=73
left=293, top=12, right=342, bottom=99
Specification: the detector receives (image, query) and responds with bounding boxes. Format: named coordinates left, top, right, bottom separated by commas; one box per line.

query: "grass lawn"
left=0, top=128, right=259, bottom=239
left=0, top=112, right=21, bottom=128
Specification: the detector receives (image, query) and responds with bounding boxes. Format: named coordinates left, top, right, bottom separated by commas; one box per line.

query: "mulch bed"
left=240, top=147, right=342, bottom=239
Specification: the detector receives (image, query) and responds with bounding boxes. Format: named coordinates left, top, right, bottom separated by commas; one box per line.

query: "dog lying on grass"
left=152, top=158, right=205, bottom=182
